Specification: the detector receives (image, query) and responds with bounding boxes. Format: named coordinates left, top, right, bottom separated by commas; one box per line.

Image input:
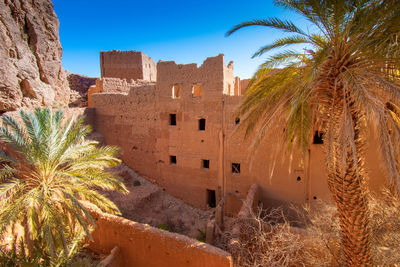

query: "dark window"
left=206, top=189, right=216, bottom=208
left=232, top=163, right=241, bottom=174
left=297, top=176, right=302, bottom=182
left=235, top=118, right=240, bottom=125
left=313, top=131, right=324, bottom=144
left=202, top=159, right=210, bottom=169
left=199, top=118, right=206, bottom=131
left=170, top=155, right=177, bottom=165
left=169, top=114, right=176, bottom=126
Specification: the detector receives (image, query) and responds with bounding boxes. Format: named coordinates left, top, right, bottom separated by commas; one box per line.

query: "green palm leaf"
left=0, top=108, right=128, bottom=262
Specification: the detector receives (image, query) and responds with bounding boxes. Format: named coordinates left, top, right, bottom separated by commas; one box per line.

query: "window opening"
left=192, top=83, right=203, bottom=97
left=199, top=118, right=206, bottom=131
left=169, top=114, right=176, bottom=126
left=202, top=159, right=210, bottom=169
left=232, top=163, right=240, bottom=174
left=172, top=84, right=182, bottom=99
left=235, top=117, right=240, bottom=125
left=313, top=131, right=324, bottom=144
left=170, top=155, right=177, bottom=165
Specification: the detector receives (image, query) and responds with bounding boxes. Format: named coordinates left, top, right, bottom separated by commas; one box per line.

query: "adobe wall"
left=155, top=55, right=228, bottom=207
left=92, top=84, right=159, bottom=180
left=239, top=79, right=250, bottom=95
left=222, top=96, right=310, bottom=204
left=88, top=78, right=155, bottom=107
left=100, top=50, right=156, bottom=82
left=86, top=204, right=233, bottom=267
left=91, top=54, right=389, bottom=211
left=223, top=61, right=235, bottom=95
left=141, top=53, right=157, bottom=82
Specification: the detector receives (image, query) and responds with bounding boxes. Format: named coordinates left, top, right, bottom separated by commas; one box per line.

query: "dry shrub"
left=216, top=189, right=400, bottom=266
left=216, top=208, right=305, bottom=267
left=369, top=189, right=400, bottom=265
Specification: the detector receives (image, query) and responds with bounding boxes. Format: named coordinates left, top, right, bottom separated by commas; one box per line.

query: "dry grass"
left=216, top=189, right=400, bottom=266
left=216, top=208, right=306, bottom=267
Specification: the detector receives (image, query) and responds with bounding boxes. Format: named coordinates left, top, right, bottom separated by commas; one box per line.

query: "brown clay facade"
left=91, top=51, right=388, bottom=210
left=100, top=50, right=156, bottom=82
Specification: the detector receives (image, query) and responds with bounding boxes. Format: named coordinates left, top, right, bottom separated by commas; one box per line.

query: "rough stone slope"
left=0, top=0, right=70, bottom=113
left=105, top=164, right=212, bottom=239
left=67, top=72, right=97, bottom=107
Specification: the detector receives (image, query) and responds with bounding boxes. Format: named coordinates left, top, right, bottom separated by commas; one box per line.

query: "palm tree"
left=0, top=108, right=128, bottom=264
left=227, top=0, right=400, bottom=265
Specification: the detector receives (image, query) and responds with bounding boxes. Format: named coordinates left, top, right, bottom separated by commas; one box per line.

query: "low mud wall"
left=224, top=194, right=243, bottom=217
left=86, top=205, right=233, bottom=267
left=237, top=184, right=261, bottom=218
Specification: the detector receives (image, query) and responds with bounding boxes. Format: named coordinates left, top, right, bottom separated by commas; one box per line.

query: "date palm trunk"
left=325, top=89, right=372, bottom=265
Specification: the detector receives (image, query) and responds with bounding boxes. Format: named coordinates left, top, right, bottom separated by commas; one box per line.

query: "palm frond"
left=0, top=108, right=127, bottom=262
left=226, top=17, right=308, bottom=37
left=252, top=36, right=310, bottom=58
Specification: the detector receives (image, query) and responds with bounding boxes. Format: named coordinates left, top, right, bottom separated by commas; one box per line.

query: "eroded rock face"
left=67, top=72, right=97, bottom=107
left=0, top=0, right=70, bottom=113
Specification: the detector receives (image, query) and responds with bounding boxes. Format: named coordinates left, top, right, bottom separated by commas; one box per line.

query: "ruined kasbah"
left=88, top=50, right=386, bottom=212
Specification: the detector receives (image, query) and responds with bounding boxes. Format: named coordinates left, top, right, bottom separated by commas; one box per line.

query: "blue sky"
left=52, top=0, right=307, bottom=79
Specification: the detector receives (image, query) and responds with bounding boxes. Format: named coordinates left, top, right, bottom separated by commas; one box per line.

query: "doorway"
left=206, top=189, right=216, bottom=208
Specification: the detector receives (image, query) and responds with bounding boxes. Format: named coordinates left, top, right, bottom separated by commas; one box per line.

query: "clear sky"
left=52, top=0, right=306, bottom=79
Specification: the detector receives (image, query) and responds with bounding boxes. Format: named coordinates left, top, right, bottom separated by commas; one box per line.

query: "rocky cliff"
left=0, top=0, right=70, bottom=113
left=67, top=72, right=97, bottom=107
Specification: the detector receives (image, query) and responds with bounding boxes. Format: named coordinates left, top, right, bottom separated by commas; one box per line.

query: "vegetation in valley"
left=217, top=190, right=400, bottom=266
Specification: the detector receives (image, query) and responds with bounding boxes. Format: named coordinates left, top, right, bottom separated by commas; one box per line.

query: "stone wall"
left=86, top=204, right=233, bottom=267
left=100, top=50, right=156, bottom=82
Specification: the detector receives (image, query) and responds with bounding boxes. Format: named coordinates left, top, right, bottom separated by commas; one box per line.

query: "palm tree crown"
left=0, top=108, right=127, bottom=263
left=228, top=0, right=400, bottom=265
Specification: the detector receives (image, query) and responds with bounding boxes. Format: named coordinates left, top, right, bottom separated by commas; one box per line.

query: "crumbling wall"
left=155, top=54, right=226, bottom=208
left=88, top=78, right=155, bottom=107
left=91, top=54, right=327, bottom=210
left=223, top=61, right=235, bottom=96
left=100, top=50, right=156, bottom=82
left=86, top=204, right=233, bottom=267
left=91, top=53, right=388, bottom=211
left=141, top=53, right=157, bottom=82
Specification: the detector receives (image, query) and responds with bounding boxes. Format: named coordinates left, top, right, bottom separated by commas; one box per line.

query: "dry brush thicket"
left=216, top=190, right=400, bottom=266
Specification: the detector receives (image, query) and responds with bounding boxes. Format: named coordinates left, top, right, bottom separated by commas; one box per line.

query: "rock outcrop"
left=67, top=72, right=97, bottom=107
left=0, top=0, right=70, bottom=113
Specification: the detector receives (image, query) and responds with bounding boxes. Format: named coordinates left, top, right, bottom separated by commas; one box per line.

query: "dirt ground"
left=102, top=164, right=213, bottom=239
